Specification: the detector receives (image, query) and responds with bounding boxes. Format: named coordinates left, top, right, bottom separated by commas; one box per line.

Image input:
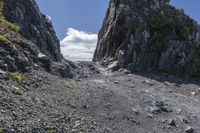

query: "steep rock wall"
left=93, top=0, right=200, bottom=78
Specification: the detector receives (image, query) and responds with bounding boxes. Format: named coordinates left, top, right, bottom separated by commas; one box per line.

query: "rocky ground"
left=0, top=62, right=200, bottom=133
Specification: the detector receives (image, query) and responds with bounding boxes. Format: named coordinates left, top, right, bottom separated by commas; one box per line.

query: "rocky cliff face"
left=0, top=0, right=74, bottom=78
left=93, top=0, right=200, bottom=78
left=3, top=0, right=62, bottom=61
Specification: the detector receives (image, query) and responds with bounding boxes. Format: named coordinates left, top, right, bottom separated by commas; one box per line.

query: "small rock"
left=107, top=61, right=118, bottom=71
left=114, top=81, right=119, bottom=84
left=177, top=109, right=182, bottom=114
left=131, top=108, right=140, bottom=115
left=105, top=103, right=112, bottom=108
left=191, top=92, right=197, bottom=96
left=182, top=118, right=189, bottom=124
left=73, top=121, right=81, bottom=128
left=38, top=53, right=47, bottom=59
left=71, top=129, right=78, bottom=132
left=149, top=106, right=160, bottom=113
left=147, top=113, right=153, bottom=119
left=142, top=80, right=150, bottom=84
left=164, top=81, right=171, bottom=86
left=0, top=69, right=6, bottom=75
left=185, top=126, right=194, bottom=133
left=175, top=84, right=181, bottom=87
left=168, top=119, right=176, bottom=126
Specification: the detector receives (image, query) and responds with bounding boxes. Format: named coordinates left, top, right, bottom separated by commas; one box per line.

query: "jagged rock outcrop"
left=0, top=0, right=74, bottom=78
left=93, top=0, right=200, bottom=78
left=3, top=0, right=62, bottom=61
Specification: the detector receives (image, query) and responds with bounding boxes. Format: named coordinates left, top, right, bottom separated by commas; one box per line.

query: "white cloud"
left=60, top=28, right=97, bottom=61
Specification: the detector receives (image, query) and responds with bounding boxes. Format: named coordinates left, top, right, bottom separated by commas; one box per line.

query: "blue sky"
left=36, top=0, right=200, bottom=39
left=35, top=0, right=200, bottom=61
left=35, top=0, right=109, bottom=39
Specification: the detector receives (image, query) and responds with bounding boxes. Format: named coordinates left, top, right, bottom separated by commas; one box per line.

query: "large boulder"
left=93, top=0, right=200, bottom=78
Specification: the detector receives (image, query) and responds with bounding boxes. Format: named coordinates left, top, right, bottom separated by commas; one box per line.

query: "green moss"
left=9, top=72, right=25, bottom=83
left=0, top=35, right=11, bottom=44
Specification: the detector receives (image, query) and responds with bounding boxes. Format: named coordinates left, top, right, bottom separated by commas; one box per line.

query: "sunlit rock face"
left=3, top=0, right=63, bottom=61
left=93, top=0, right=200, bottom=78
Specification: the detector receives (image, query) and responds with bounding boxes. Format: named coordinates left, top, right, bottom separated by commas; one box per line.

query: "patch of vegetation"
left=0, top=0, right=20, bottom=32
left=13, top=87, right=23, bottom=95
left=0, top=0, right=4, bottom=17
left=147, top=6, right=198, bottom=52
left=47, top=130, right=54, bottom=133
left=119, top=4, right=126, bottom=8
left=0, top=35, right=11, bottom=44
left=0, top=127, right=5, bottom=133
left=9, top=72, right=25, bottom=83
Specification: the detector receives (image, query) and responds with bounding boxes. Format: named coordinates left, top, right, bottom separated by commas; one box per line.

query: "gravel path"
left=0, top=62, right=200, bottom=133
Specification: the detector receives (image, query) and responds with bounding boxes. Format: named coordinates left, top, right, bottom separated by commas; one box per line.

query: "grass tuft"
left=9, top=72, right=25, bottom=83
left=0, top=35, right=11, bottom=44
